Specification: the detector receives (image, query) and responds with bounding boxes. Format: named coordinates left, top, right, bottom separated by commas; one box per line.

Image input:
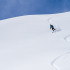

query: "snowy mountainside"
left=0, top=12, right=70, bottom=70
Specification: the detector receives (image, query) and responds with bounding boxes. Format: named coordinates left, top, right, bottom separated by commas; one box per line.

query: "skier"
left=50, top=24, right=55, bottom=32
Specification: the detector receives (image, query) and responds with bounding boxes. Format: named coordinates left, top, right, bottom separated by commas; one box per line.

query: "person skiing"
left=50, top=24, right=55, bottom=32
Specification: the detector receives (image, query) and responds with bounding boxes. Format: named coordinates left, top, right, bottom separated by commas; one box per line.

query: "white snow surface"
left=0, top=12, right=70, bottom=70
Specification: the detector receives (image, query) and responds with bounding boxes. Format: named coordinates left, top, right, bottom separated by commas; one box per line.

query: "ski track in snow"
left=64, top=35, right=70, bottom=42
left=51, top=51, right=70, bottom=70
left=48, top=17, right=61, bottom=33
left=48, top=17, right=70, bottom=70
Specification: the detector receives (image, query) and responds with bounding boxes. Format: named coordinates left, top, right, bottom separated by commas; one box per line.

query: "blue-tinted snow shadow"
left=55, top=29, right=61, bottom=32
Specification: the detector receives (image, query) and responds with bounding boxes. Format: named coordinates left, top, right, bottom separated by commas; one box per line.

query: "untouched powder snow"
left=0, top=12, right=70, bottom=70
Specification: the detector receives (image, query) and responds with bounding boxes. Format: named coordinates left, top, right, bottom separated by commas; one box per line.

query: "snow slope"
left=0, top=12, right=70, bottom=70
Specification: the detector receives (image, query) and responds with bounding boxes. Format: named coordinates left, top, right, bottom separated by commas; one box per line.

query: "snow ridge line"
left=51, top=51, right=70, bottom=70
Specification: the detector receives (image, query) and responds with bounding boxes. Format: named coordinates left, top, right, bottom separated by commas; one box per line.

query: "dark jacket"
left=50, top=25, right=54, bottom=29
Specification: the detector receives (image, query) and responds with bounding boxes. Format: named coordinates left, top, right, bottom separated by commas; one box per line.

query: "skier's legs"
left=52, top=28, right=54, bottom=31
